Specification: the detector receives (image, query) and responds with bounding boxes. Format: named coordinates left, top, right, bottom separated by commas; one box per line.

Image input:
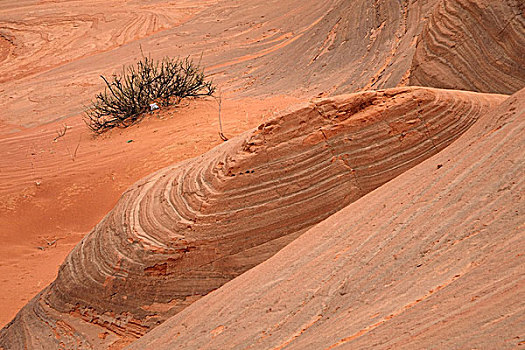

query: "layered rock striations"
left=3, top=0, right=523, bottom=129
left=205, top=0, right=439, bottom=95
left=127, top=89, right=525, bottom=350
left=0, top=87, right=506, bottom=349
left=410, top=0, right=525, bottom=94
left=2, top=0, right=442, bottom=127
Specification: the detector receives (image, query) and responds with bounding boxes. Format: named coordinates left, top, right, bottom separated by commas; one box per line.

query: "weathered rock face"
left=0, top=87, right=505, bottom=349
left=410, top=0, right=525, bottom=94
left=126, top=90, right=525, bottom=350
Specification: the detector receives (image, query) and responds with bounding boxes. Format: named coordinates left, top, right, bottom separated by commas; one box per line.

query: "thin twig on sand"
left=53, top=124, right=69, bottom=142
left=215, top=90, right=228, bottom=141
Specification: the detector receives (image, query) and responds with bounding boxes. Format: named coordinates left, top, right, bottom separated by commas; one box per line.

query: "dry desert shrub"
left=85, top=56, right=215, bottom=133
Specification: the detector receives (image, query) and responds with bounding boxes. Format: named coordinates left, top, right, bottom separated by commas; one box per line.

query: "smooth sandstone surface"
left=0, top=87, right=506, bottom=349
left=128, top=89, right=525, bottom=350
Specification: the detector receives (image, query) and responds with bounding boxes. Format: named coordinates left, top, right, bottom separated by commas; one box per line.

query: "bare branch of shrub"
left=53, top=123, right=69, bottom=142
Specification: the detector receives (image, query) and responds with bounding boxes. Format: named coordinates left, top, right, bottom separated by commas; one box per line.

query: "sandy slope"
left=0, top=0, right=218, bottom=128
left=126, top=89, right=524, bottom=350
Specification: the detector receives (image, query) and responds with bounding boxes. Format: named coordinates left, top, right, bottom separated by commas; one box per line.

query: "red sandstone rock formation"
left=2, top=0, right=524, bottom=349
left=127, top=88, right=525, bottom=350
left=410, top=0, right=525, bottom=94
left=0, top=87, right=505, bottom=349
